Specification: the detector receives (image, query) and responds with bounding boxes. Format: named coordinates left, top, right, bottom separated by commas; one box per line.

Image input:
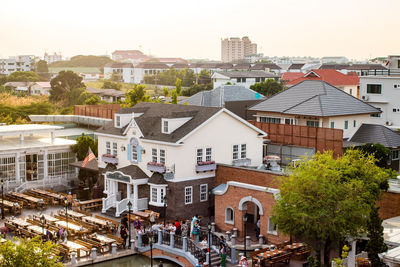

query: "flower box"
left=102, top=154, right=118, bottom=164
left=147, top=162, right=166, bottom=173
left=196, top=161, right=217, bottom=172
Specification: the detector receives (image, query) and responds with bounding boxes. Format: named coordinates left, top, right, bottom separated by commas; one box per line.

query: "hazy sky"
left=1, top=0, right=399, bottom=60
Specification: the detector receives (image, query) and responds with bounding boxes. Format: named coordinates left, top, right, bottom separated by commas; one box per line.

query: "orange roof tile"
left=286, top=69, right=359, bottom=86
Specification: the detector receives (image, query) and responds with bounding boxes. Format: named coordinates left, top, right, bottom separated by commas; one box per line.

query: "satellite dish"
left=255, top=93, right=261, bottom=99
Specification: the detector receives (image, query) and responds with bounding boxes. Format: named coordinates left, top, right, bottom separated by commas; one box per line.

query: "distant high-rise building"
left=221, top=36, right=257, bottom=62
left=0, top=55, right=34, bottom=75
left=44, top=52, right=62, bottom=64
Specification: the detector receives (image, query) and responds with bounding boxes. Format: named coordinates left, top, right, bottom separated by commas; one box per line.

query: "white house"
left=30, top=82, right=52, bottom=96
left=95, top=102, right=266, bottom=218
left=86, top=87, right=126, bottom=103
left=211, top=71, right=279, bottom=89
left=249, top=80, right=381, bottom=139
left=104, top=63, right=135, bottom=84
left=359, top=76, right=400, bottom=129
left=0, top=55, right=34, bottom=75
left=0, top=124, right=77, bottom=192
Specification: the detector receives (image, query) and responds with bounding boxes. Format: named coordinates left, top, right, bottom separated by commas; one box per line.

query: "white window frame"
left=225, top=207, right=234, bottom=225
left=163, top=120, right=169, bottom=133
left=232, top=145, right=239, bottom=160
left=200, top=184, right=208, bottom=202
left=152, top=148, right=157, bottom=163
left=112, top=142, right=118, bottom=156
left=205, top=148, right=212, bottom=161
left=197, top=148, right=203, bottom=163
left=159, top=149, right=165, bottom=165
left=116, top=115, right=121, bottom=127
left=151, top=188, right=158, bottom=203
left=267, top=217, right=278, bottom=235
left=106, top=141, right=111, bottom=155
left=185, top=186, right=193, bottom=205
left=131, top=145, right=138, bottom=161
left=149, top=185, right=167, bottom=207
left=241, top=144, right=247, bottom=159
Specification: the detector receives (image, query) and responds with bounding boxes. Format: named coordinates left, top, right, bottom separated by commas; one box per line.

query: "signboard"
left=106, top=171, right=131, bottom=183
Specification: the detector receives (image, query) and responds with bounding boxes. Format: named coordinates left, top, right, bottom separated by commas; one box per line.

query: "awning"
left=69, top=159, right=99, bottom=172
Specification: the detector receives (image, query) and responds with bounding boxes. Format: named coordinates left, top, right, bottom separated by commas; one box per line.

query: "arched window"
left=225, top=207, right=234, bottom=225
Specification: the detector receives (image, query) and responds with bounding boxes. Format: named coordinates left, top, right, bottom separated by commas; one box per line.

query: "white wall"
left=360, top=76, right=400, bottom=128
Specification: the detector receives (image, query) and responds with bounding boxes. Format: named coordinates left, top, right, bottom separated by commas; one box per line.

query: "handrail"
left=115, top=198, right=129, bottom=217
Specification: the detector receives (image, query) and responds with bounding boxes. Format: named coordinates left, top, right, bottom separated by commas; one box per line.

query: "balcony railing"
left=147, top=162, right=166, bottom=173
left=232, top=158, right=251, bottom=167
left=195, top=161, right=216, bottom=172
left=102, top=154, right=118, bottom=164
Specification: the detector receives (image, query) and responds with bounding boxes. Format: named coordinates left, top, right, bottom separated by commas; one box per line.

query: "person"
left=121, top=216, right=128, bottom=229
left=120, top=225, right=128, bottom=249
left=192, top=220, right=199, bottom=240
left=181, top=221, right=188, bottom=238
left=62, top=229, right=68, bottom=242
left=220, top=235, right=227, bottom=248
left=220, top=243, right=227, bottom=267
left=45, top=227, right=51, bottom=241
left=57, top=227, right=63, bottom=242
left=239, top=255, right=248, bottom=267
left=190, top=214, right=198, bottom=238
left=67, top=192, right=73, bottom=210
left=195, top=261, right=203, bottom=267
left=174, top=220, right=181, bottom=235
left=158, top=263, right=164, bottom=267
left=133, top=217, right=142, bottom=236
left=200, top=236, right=208, bottom=253
left=256, top=218, right=260, bottom=238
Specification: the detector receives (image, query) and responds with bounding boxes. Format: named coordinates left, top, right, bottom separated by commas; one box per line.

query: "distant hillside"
left=49, top=55, right=114, bottom=68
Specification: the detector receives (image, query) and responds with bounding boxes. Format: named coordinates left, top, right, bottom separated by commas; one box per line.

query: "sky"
left=1, top=0, right=400, bottom=61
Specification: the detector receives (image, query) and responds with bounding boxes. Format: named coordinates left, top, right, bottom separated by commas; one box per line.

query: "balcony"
left=102, top=154, right=118, bottom=164
left=196, top=161, right=216, bottom=173
left=232, top=158, right=251, bottom=167
left=147, top=162, right=166, bottom=173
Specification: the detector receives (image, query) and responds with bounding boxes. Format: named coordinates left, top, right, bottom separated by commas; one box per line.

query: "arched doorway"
left=238, top=196, right=264, bottom=240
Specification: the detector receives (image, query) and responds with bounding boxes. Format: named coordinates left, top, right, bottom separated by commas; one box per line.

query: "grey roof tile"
left=350, top=124, right=400, bottom=148
left=214, top=71, right=279, bottom=78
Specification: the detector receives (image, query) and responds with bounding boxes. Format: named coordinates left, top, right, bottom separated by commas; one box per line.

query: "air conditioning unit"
left=386, top=121, right=393, bottom=126
left=361, top=95, right=369, bottom=101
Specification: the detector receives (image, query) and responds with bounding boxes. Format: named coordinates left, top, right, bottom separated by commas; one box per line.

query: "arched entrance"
left=238, top=196, right=264, bottom=239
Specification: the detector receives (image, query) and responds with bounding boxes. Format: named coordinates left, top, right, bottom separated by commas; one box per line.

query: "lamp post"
left=1, top=179, right=4, bottom=220
left=208, top=223, right=212, bottom=267
left=64, top=197, right=68, bottom=235
left=163, top=195, right=167, bottom=227
left=243, top=214, right=248, bottom=258
left=208, top=190, right=212, bottom=224
left=150, top=213, right=155, bottom=267
left=127, top=200, right=132, bottom=248
left=41, top=214, right=46, bottom=235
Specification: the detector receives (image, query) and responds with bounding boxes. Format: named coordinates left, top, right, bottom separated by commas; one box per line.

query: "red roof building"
left=281, top=72, right=305, bottom=83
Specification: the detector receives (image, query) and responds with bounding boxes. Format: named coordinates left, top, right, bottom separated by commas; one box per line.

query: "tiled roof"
left=104, top=63, right=133, bottom=68
left=248, top=80, right=381, bottom=117
left=286, top=69, right=359, bottom=86
left=136, top=62, right=169, bottom=69
left=34, top=82, right=51, bottom=88
left=288, top=63, right=305, bottom=70
left=171, top=63, right=188, bottom=68
left=319, top=64, right=387, bottom=70
left=281, top=72, right=305, bottom=82
left=233, top=63, right=251, bottom=70
left=96, top=102, right=222, bottom=143
left=349, top=124, right=400, bottom=148
left=251, top=63, right=281, bottom=70
left=86, top=87, right=125, bottom=97
left=214, top=71, right=279, bottom=78
left=180, top=85, right=266, bottom=107
left=319, top=64, right=350, bottom=70
left=117, top=165, right=149, bottom=179
left=148, top=173, right=167, bottom=185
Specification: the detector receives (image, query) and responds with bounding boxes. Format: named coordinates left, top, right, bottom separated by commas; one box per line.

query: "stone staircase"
left=209, top=249, right=221, bottom=267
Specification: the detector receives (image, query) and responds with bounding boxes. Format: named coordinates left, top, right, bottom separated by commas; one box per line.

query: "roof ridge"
left=282, top=94, right=320, bottom=114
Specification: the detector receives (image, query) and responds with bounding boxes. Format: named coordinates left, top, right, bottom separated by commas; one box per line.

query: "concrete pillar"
left=133, top=184, right=138, bottom=212
left=158, top=229, right=162, bottom=245
left=246, top=236, right=251, bottom=248
left=347, top=240, right=357, bottom=267
left=231, top=235, right=236, bottom=246
left=111, top=243, right=117, bottom=255
left=91, top=248, right=97, bottom=260
left=131, top=239, right=135, bottom=250
left=20, top=134, right=24, bottom=142
left=170, top=232, right=175, bottom=248
left=232, top=228, right=238, bottom=237
left=51, top=132, right=55, bottom=143
left=259, top=234, right=264, bottom=245
left=211, top=222, right=216, bottom=232
left=71, top=251, right=77, bottom=265
left=231, top=247, right=238, bottom=264
left=138, top=232, right=143, bottom=248
left=183, top=236, right=188, bottom=252
left=226, top=231, right=231, bottom=241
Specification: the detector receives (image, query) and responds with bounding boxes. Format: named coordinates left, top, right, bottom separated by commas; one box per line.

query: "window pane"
left=367, top=84, right=382, bottom=94
left=197, top=149, right=203, bottom=163
left=206, top=148, right=212, bottom=161
left=241, top=144, right=246, bottom=159
left=152, top=148, right=157, bottom=162
left=232, top=145, right=239, bottom=160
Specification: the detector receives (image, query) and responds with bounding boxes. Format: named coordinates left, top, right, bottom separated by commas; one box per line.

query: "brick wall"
left=142, top=249, right=193, bottom=266
left=74, top=104, right=121, bottom=119
left=249, top=121, right=343, bottom=156
left=379, top=191, right=400, bottom=220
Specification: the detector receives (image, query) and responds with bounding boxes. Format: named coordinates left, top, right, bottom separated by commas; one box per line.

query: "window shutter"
left=137, top=145, right=142, bottom=162
left=127, top=144, right=132, bottom=161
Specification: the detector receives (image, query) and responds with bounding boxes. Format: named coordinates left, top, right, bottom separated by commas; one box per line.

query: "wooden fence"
left=74, top=104, right=121, bottom=119
left=249, top=121, right=343, bottom=156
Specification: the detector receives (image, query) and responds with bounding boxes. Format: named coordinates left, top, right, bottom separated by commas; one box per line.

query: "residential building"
left=96, top=102, right=266, bottom=218
left=180, top=85, right=266, bottom=119
left=132, top=63, right=170, bottom=84
left=250, top=63, right=282, bottom=74
left=221, top=36, right=257, bottom=62
left=321, top=56, right=349, bottom=64
left=319, top=63, right=387, bottom=76
left=281, top=72, right=305, bottom=83
left=248, top=80, right=381, bottom=139
left=284, top=69, right=360, bottom=98
left=211, top=71, right=279, bottom=89
left=347, top=123, right=400, bottom=171
left=44, top=52, right=62, bottom=64
left=103, top=63, right=135, bottom=83
left=287, top=63, right=305, bottom=73
left=0, top=124, right=77, bottom=192
left=4, top=81, right=51, bottom=96
left=359, top=76, right=400, bottom=129
left=86, top=87, right=126, bottom=102
left=244, top=53, right=264, bottom=63
left=30, top=82, right=52, bottom=96
left=112, top=50, right=150, bottom=63
left=4, top=82, right=34, bottom=94
left=386, top=55, right=400, bottom=71
left=0, top=55, right=34, bottom=75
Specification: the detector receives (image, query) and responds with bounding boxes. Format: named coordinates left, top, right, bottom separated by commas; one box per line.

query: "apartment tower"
left=221, top=36, right=257, bottom=62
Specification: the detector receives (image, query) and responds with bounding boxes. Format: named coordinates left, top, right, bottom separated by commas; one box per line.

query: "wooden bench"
left=95, top=215, right=119, bottom=233
left=266, top=253, right=292, bottom=267
left=78, top=198, right=102, bottom=212
left=106, top=234, right=124, bottom=248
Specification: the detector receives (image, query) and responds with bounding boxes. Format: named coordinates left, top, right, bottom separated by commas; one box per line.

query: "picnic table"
left=9, top=192, right=44, bottom=209
left=61, top=241, right=89, bottom=258
left=257, top=249, right=285, bottom=260
left=27, top=225, right=56, bottom=236
left=0, top=199, right=21, bottom=215
left=9, top=218, right=31, bottom=228
left=285, top=243, right=304, bottom=251
left=55, top=220, right=86, bottom=233
left=78, top=198, right=102, bottom=211
left=83, top=216, right=109, bottom=227
left=59, top=209, right=86, bottom=219
left=30, top=189, right=65, bottom=203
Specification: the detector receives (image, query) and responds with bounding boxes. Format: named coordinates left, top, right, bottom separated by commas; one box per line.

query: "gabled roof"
left=179, top=85, right=266, bottom=107
left=148, top=172, right=168, bottom=185
left=117, top=165, right=149, bottom=179
left=4, top=82, right=34, bottom=87
left=251, top=63, right=281, bottom=70
left=248, top=80, right=381, bottom=117
left=104, top=62, right=133, bottom=68
left=213, top=71, right=279, bottom=79
left=349, top=124, right=400, bottom=148
left=136, top=62, right=169, bottom=69
left=319, top=64, right=350, bottom=70
left=347, top=64, right=387, bottom=70
left=86, top=87, right=125, bottom=97
left=286, top=69, right=359, bottom=86
left=288, top=63, right=305, bottom=70
left=281, top=72, right=305, bottom=83
left=234, top=63, right=251, bottom=70
left=34, top=82, right=51, bottom=88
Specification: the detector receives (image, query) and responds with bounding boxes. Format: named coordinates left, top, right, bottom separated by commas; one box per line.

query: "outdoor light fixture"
left=208, top=223, right=212, bottom=266
left=127, top=200, right=132, bottom=248
left=163, top=195, right=167, bottom=226
left=243, top=214, right=248, bottom=258
left=40, top=214, right=46, bottom=235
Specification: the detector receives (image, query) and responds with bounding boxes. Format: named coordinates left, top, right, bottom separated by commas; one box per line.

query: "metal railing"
left=137, top=197, right=148, bottom=211
left=174, top=234, right=183, bottom=249
left=161, top=231, right=170, bottom=246
left=187, top=238, right=207, bottom=263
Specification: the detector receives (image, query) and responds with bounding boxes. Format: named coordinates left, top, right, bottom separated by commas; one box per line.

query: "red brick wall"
left=249, top=121, right=343, bottom=156
left=379, top=192, right=400, bottom=220
left=214, top=184, right=288, bottom=244
left=74, top=104, right=121, bottom=119
left=142, top=249, right=193, bottom=266
left=216, top=164, right=282, bottom=189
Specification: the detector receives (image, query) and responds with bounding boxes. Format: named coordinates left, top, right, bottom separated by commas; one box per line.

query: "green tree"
left=7, top=71, right=39, bottom=82
left=176, top=78, right=182, bottom=95
left=35, top=60, right=50, bottom=80
left=0, top=236, right=62, bottom=267
left=70, top=134, right=98, bottom=199
left=49, top=55, right=113, bottom=68
left=272, top=150, right=394, bottom=266
left=199, top=69, right=211, bottom=78
left=171, top=89, right=177, bottom=104
left=181, top=83, right=212, bottom=97
left=83, top=94, right=101, bottom=105
left=250, top=79, right=285, bottom=97
left=49, top=70, right=85, bottom=102
left=125, top=84, right=151, bottom=107
left=366, top=207, right=387, bottom=267
left=163, top=87, right=169, bottom=97
left=102, top=80, right=121, bottom=90
left=357, top=143, right=391, bottom=169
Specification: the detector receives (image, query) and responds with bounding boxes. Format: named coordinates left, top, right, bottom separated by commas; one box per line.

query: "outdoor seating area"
left=250, top=242, right=310, bottom=267
left=0, top=198, right=22, bottom=215
left=78, top=198, right=102, bottom=212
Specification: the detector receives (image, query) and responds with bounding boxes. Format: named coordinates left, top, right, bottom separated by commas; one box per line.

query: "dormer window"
left=163, top=120, right=168, bottom=133
left=116, top=115, right=121, bottom=127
